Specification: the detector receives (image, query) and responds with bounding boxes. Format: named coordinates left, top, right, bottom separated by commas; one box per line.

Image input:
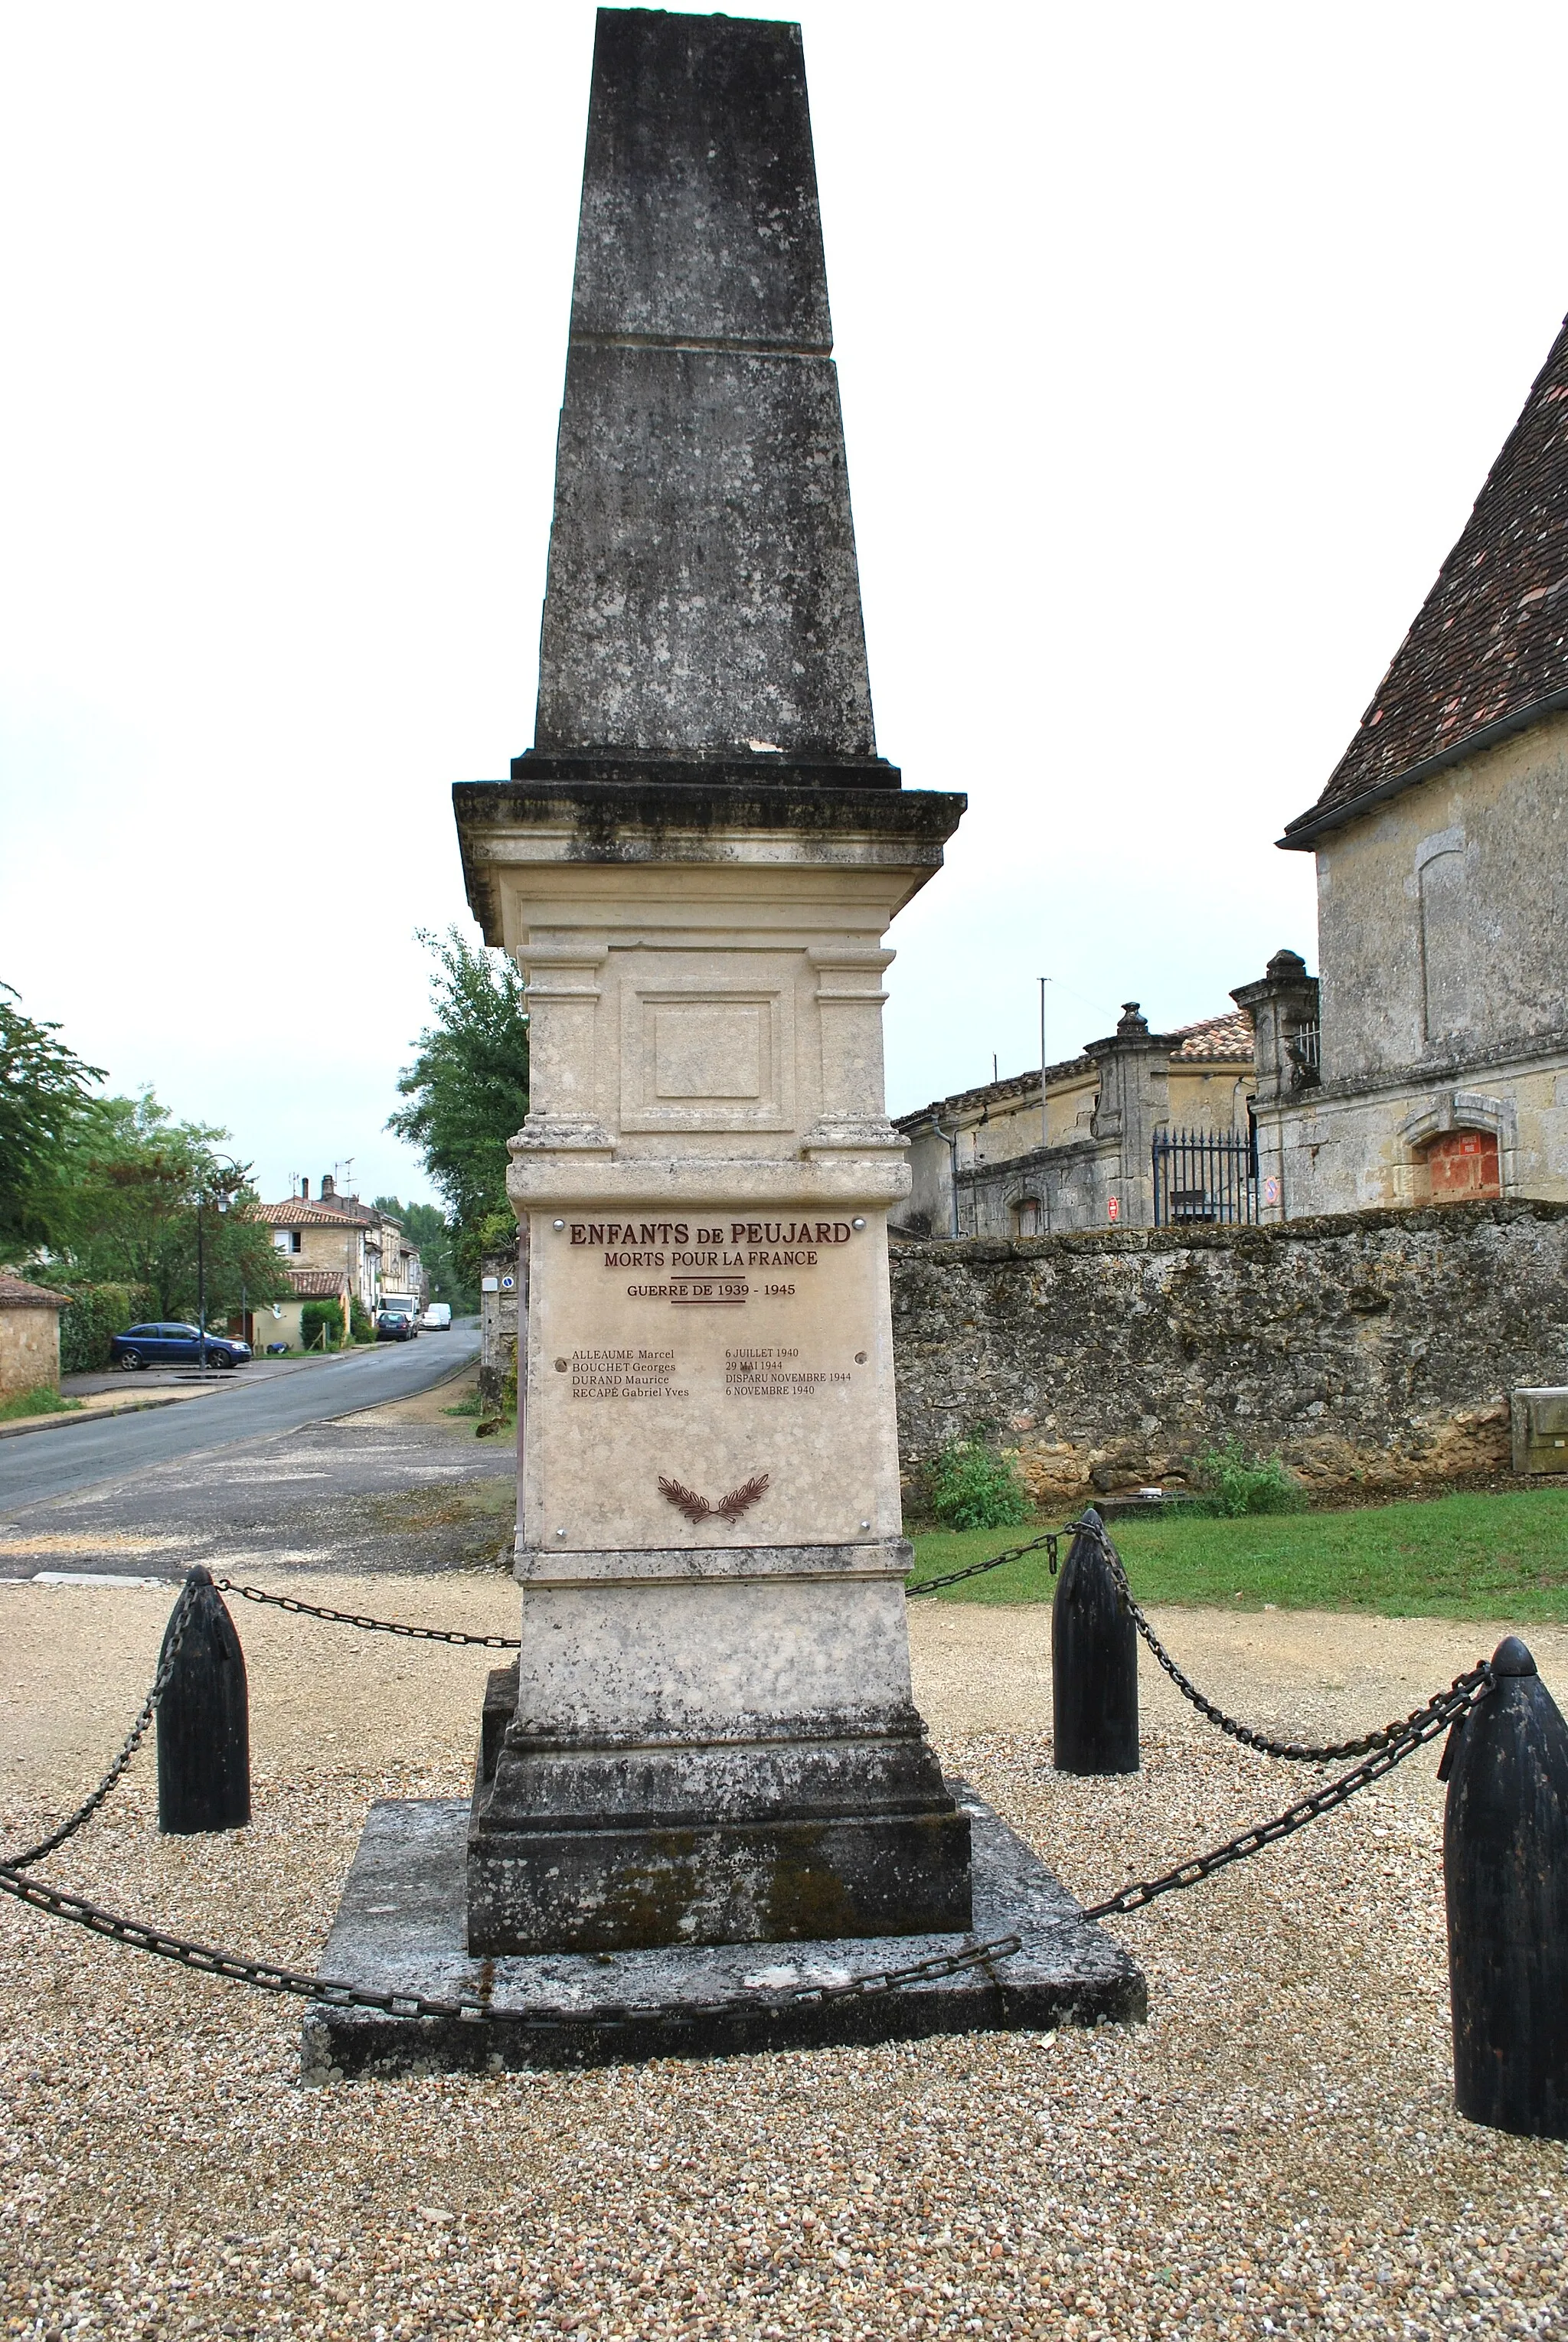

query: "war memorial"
left=305, top=6, right=1142, bottom=2066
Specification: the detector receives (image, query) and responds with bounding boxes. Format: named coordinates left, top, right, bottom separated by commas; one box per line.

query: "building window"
left=1420, top=1129, right=1501, bottom=1203
left=273, top=1229, right=302, bottom=1254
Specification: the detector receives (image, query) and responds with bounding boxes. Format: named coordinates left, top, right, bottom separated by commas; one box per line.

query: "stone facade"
left=897, top=1008, right=1256, bottom=1240
left=1261, top=304, right=1568, bottom=1225
left=250, top=1179, right=426, bottom=1318
left=889, top=1200, right=1568, bottom=1501
left=1253, top=716, right=1568, bottom=1220
left=0, top=1274, right=67, bottom=1401
left=248, top=1267, right=354, bottom=1354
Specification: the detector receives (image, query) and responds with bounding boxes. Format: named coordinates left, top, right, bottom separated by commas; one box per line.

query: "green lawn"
left=906, top=1488, right=1568, bottom=1622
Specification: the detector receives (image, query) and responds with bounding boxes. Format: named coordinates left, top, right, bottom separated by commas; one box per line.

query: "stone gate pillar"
left=1086, top=1004, right=1174, bottom=1228
left=452, top=8, right=969, bottom=1954
left=1233, top=949, right=1321, bottom=1221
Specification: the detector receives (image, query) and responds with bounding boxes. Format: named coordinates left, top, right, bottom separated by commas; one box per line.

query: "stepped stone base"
left=300, top=1787, right=1145, bottom=2082
left=468, top=1663, right=973, bottom=1953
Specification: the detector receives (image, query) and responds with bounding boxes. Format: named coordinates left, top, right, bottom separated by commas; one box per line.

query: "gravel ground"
left=3, top=1579, right=1566, bottom=2341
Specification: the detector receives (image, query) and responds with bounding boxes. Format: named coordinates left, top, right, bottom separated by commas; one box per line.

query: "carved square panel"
left=621, top=985, right=792, bottom=1132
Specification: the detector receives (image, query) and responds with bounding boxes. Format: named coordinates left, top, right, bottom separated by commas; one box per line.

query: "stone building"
left=895, top=1006, right=1256, bottom=1239
left=248, top=1265, right=355, bottom=1354
left=249, top=1176, right=425, bottom=1321
left=0, top=1272, right=68, bottom=1402
left=1250, top=309, right=1568, bottom=1218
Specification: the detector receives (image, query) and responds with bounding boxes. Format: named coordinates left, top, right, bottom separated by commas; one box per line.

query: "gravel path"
left=3, top=1579, right=1565, bottom=2340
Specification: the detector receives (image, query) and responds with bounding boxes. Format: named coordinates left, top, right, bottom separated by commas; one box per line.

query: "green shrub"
left=301, top=1298, right=345, bottom=1351
left=349, top=1297, right=374, bottom=1344
left=58, top=1282, right=154, bottom=1374
left=443, top=1387, right=486, bottom=1417
left=1192, top=1436, right=1307, bottom=1517
left=0, top=1384, right=83, bottom=1422
left=926, top=1439, right=1030, bottom=1532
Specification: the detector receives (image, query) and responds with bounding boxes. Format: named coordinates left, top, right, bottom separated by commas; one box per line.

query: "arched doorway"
left=1420, top=1128, right=1501, bottom=1203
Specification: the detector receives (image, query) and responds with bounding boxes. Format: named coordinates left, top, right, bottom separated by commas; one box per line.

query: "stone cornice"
left=505, top=1155, right=911, bottom=1209
left=455, top=779, right=965, bottom=943
left=1300, top=1025, right=1568, bottom=1109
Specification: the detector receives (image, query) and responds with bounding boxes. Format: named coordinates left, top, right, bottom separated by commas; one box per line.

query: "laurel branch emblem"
left=657, top=1472, right=770, bottom=1524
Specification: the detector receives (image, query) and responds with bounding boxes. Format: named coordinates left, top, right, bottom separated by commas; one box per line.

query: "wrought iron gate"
left=1152, top=1125, right=1259, bottom=1226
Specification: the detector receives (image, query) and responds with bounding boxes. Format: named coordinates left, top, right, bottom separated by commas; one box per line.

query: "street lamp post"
left=195, top=1155, right=247, bottom=1377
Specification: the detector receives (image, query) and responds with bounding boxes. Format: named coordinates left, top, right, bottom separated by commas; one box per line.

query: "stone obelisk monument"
left=455, top=7, right=969, bottom=1954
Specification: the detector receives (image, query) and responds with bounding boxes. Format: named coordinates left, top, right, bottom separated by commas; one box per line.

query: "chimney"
left=300, top=1177, right=309, bottom=1200
left=322, top=1174, right=336, bottom=1199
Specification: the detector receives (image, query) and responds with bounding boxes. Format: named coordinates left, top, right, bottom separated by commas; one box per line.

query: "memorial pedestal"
left=455, top=789, right=970, bottom=1952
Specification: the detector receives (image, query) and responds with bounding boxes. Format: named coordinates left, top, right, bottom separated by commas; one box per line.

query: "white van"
left=420, top=1302, right=452, bottom=1331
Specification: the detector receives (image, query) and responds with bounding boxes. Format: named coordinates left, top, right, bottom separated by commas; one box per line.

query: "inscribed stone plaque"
left=527, top=1210, right=900, bottom=1550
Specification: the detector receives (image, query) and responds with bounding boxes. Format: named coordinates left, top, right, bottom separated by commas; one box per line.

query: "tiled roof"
left=0, top=1272, right=70, bottom=1309
left=285, top=1268, right=351, bottom=1298
left=312, top=1194, right=381, bottom=1227
left=896, top=1011, right=1254, bottom=1132
left=250, top=1201, right=364, bottom=1228
left=1171, top=1008, right=1255, bottom=1062
left=894, top=1054, right=1096, bottom=1134
left=1285, top=312, right=1568, bottom=845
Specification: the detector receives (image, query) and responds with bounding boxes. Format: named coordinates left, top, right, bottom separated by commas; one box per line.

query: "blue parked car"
left=111, top=1322, right=252, bottom=1370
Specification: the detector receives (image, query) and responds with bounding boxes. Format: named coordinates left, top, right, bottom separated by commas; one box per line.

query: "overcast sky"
left=5, top=1, right=1566, bottom=1207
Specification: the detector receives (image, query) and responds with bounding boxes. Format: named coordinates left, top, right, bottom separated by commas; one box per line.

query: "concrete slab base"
left=300, top=1783, right=1144, bottom=2081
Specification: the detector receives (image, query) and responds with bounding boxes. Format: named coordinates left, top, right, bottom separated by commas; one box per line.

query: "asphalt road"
left=0, top=1323, right=481, bottom=1514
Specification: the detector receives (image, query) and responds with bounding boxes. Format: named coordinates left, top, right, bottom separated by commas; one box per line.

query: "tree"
left=38, top=1092, right=292, bottom=1323
left=373, top=1195, right=474, bottom=1312
left=387, top=928, right=529, bottom=1278
left=0, top=982, right=105, bottom=1258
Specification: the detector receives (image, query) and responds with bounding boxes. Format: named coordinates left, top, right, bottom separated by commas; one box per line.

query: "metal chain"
left=1074, top=1515, right=1472, bottom=1765
left=214, top=1540, right=1063, bottom=1628
left=2, top=1582, right=198, bottom=1873
left=211, top=1579, right=521, bottom=1648
left=0, top=1854, right=1021, bottom=2029
left=1081, top=1661, right=1492, bottom=1919
left=0, top=1533, right=1498, bottom=2023
left=905, top=1530, right=1061, bottom=1598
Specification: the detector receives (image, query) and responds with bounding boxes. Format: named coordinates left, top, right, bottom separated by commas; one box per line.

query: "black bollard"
left=1052, top=1507, right=1139, bottom=1774
left=1443, top=1635, right=1568, bottom=2139
left=156, top=1566, right=250, bottom=1834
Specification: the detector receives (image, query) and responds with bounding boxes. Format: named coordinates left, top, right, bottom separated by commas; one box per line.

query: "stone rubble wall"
left=889, top=1199, right=1568, bottom=1500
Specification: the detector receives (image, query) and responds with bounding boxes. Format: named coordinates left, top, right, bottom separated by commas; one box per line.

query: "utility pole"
left=196, top=1188, right=206, bottom=1367
left=1040, top=976, right=1054, bottom=1236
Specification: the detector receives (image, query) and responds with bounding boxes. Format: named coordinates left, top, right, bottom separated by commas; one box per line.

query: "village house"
left=246, top=1264, right=355, bottom=1354
left=247, top=1176, right=424, bottom=1342
left=896, top=1007, right=1256, bottom=1239
left=1241, top=308, right=1568, bottom=1218
left=307, top=1178, right=426, bottom=1308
